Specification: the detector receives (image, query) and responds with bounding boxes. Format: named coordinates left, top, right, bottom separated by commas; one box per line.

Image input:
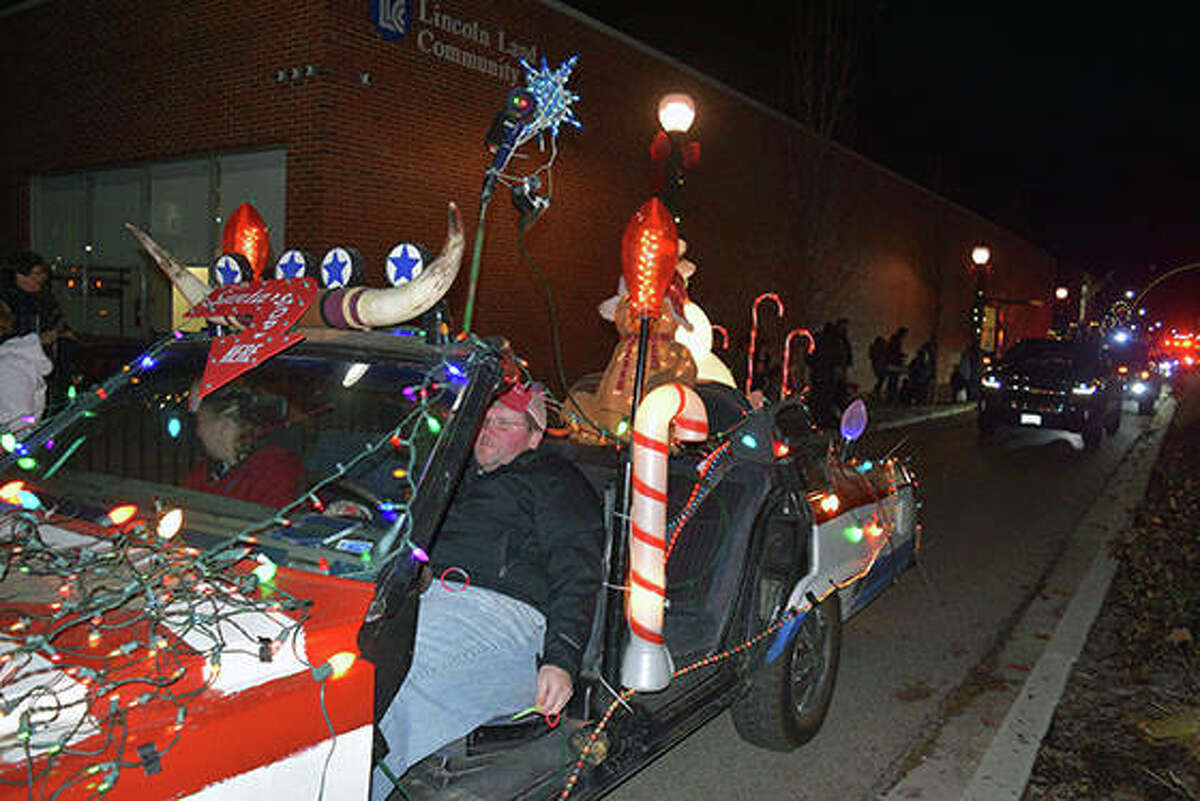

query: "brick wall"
left=0, top=0, right=1054, bottom=391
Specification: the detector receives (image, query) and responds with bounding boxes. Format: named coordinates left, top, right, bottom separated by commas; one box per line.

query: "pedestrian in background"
left=869, top=335, right=888, bottom=400
left=884, top=327, right=908, bottom=403
left=3, top=251, right=77, bottom=401
left=0, top=300, right=52, bottom=434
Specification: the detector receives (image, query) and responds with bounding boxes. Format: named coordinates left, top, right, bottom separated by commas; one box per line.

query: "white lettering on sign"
left=220, top=343, right=266, bottom=364
left=403, top=0, right=543, bottom=87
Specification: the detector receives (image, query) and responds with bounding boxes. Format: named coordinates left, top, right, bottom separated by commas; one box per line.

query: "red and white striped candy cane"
left=621, top=382, right=708, bottom=691
left=781, top=327, right=815, bottom=397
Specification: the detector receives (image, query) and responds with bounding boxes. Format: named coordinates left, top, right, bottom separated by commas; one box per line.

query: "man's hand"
left=535, top=665, right=573, bottom=715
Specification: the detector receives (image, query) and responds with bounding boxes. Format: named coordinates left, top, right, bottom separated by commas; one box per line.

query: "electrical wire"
left=515, top=214, right=613, bottom=442
left=316, top=679, right=336, bottom=801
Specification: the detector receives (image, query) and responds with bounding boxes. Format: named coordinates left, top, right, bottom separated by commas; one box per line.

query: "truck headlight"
left=1071, top=382, right=1098, bottom=396
left=1131, top=382, right=1148, bottom=395
left=981, top=375, right=1002, bottom=390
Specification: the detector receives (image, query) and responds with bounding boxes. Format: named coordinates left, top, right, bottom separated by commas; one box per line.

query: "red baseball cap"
left=496, top=383, right=547, bottom=430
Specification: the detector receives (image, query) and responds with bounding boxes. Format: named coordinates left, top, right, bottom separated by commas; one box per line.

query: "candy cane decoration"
left=622, top=382, right=708, bottom=691
left=781, top=327, right=815, bottom=397
left=746, top=293, right=784, bottom=395
left=711, top=324, right=730, bottom=351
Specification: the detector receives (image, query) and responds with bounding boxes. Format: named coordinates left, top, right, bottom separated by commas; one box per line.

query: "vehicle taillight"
left=1117, top=365, right=1128, bottom=375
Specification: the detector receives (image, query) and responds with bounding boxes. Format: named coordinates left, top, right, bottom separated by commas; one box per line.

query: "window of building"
left=29, top=149, right=286, bottom=339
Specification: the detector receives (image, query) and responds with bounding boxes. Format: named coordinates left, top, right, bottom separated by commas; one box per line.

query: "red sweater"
left=183, top=445, right=306, bottom=509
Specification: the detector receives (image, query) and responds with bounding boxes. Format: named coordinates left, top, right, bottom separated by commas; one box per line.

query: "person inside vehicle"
left=183, top=384, right=306, bottom=509
left=372, top=383, right=603, bottom=796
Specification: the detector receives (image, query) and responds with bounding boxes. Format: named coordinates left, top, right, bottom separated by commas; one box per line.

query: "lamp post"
left=970, top=244, right=991, bottom=350
left=653, top=93, right=699, bottom=223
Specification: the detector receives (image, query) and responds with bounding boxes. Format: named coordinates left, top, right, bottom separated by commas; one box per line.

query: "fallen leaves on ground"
left=1026, top=375, right=1200, bottom=801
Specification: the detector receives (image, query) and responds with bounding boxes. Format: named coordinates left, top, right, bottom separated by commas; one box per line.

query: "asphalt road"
left=605, top=400, right=1155, bottom=801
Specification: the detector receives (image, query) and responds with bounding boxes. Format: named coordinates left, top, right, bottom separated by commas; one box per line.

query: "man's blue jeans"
left=371, top=581, right=546, bottom=799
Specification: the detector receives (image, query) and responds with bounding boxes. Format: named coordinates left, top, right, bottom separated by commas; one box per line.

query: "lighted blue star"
left=521, top=54, right=582, bottom=139
left=216, top=256, right=242, bottom=285
left=276, top=250, right=307, bottom=279
left=387, top=244, right=423, bottom=285
left=322, top=250, right=350, bottom=287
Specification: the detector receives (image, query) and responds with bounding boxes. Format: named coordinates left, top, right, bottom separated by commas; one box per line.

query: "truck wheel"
left=1137, top=397, right=1154, bottom=416
left=731, top=591, right=841, bottom=750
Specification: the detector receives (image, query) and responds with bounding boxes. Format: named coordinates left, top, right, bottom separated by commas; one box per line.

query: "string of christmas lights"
left=0, top=334, right=478, bottom=797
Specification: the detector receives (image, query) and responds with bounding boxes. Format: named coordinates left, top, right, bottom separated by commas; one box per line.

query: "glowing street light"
left=1055, top=286, right=1070, bottom=301
left=652, top=93, right=700, bottom=223
left=969, top=244, right=992, bottom=349
left=657, top=93, right=696, bottom=133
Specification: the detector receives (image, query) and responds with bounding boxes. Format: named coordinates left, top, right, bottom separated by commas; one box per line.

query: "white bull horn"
left=342, top=201, right=464, bottom=328
left=124, top=222, right=212, bottom=307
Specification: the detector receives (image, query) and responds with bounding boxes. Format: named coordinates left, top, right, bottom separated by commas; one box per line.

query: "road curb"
left=878, top=398, right=1176, bottom=801
left=963, top=398, right=1176, bottom=800
left=872, top=403, right=976, bottom=432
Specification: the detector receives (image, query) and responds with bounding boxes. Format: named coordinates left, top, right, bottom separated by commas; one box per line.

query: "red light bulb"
left=620, top=198, right=679, bottom=320
left=222, top=203, right=270, bottom=280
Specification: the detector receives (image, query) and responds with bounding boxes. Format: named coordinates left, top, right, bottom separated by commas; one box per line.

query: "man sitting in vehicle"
left=372, top=384, right=604, bottom=796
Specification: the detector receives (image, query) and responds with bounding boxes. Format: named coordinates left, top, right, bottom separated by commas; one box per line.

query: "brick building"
left=0, top=0, right=1054, bottom=392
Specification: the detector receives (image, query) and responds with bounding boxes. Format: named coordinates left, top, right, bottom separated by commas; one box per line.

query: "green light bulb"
left=426, top=416, right=442, bottom=434
left=843, top=526, right=863, bottom=544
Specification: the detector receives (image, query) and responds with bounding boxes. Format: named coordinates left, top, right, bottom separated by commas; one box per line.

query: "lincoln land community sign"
left=374, top=0, right=545, bottom=86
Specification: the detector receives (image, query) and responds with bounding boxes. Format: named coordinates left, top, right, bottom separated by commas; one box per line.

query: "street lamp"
left=1055, top=286, right=1070, bottom=301
left=969, top=244, right=991, bottom=349
left=651, top=93, right=700, bottom=223
left=657, top=93, right=695, bottom=133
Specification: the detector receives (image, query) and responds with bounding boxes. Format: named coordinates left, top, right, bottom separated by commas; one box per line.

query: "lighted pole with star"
left=460, top=55, right=582, bottom=335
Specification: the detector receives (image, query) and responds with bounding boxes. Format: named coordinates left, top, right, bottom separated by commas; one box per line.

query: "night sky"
left=559, top=1, right=1200, bottom=329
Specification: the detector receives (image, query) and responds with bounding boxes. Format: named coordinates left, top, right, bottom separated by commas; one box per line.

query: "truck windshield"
left=1, top=335, right=471, bottom=570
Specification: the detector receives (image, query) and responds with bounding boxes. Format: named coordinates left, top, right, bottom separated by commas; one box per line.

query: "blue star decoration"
left=322, top=250, right=350, bottom=287
left=216, top=256, right=242, bottom=285
left=276, top=250, right=307, bottom=279
left=387, top=244, right=423, bottom=285
left=521, top=54, right=582, bottom=140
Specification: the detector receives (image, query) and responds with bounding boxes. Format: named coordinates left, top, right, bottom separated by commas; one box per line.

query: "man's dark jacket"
left=430, top=447, right=603, bottom=677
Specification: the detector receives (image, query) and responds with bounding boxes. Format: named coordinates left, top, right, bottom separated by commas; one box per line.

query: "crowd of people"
left=748, top=316, right=968, bottom=429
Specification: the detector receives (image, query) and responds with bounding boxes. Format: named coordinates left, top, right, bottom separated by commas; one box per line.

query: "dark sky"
left=559, top=1, right=1200, bottom=328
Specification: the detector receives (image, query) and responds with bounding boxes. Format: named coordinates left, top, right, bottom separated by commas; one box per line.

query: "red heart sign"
left=187, top=278, right=318, bottom=399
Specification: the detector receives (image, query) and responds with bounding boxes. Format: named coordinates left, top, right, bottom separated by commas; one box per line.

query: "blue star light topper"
left=519, top=54, right=582, bottom=143
left=386, top=243, right=425, bottom=286
left=275, top=249, right=309, bottom=279
left=213, top=255, right=244, bottom=286
left=321, top=247, right=355, bottom=289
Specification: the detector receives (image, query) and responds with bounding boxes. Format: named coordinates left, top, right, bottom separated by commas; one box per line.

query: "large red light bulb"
left=620, top=198, right=679, bottom=320
left=222, top=203, right=270, bottom=280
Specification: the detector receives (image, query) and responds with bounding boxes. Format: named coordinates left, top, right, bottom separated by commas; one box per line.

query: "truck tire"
left=731, top=590, right=841, bottom=751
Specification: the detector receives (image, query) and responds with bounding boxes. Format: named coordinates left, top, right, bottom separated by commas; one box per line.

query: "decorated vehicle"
left=977, top=337, right=1123, bottom=447
left=0, top=59, right=920, bottom=801
left=0, top=333, right=918, bottom=801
